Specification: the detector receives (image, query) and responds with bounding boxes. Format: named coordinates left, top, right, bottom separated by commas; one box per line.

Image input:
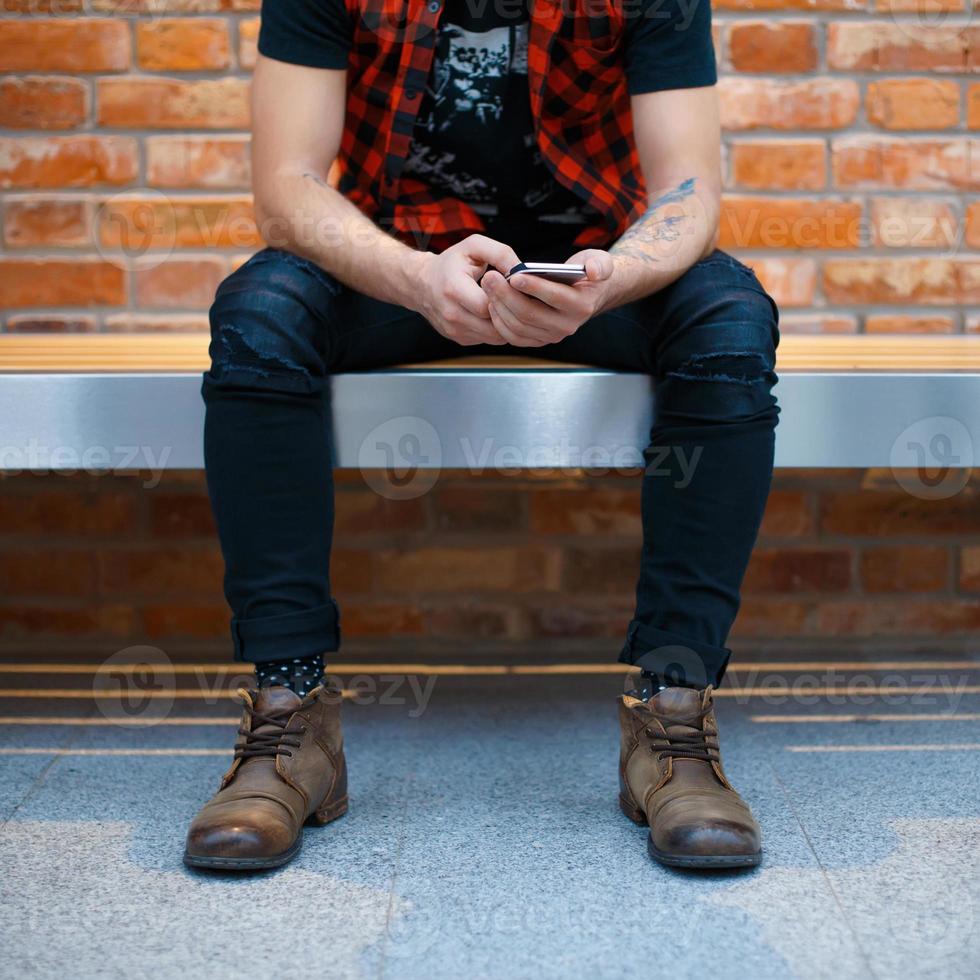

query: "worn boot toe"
left=186, top=799, right=297, bottom=866
left=651, top=798, right=761, bottom=867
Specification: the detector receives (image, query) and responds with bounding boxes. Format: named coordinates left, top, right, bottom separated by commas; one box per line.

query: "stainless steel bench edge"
left=0, top=371, right=977, bottom=470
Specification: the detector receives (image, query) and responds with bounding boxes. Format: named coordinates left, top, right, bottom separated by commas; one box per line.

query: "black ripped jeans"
left=202, top=247, right=780, bottom=688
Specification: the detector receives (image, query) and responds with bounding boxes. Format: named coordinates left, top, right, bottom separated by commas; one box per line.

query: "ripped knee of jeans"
left=209, top=323, right=320, bottom=395
left=658, top=349, right=780, bottom=426
left=667, top=350, right=773, bottom=387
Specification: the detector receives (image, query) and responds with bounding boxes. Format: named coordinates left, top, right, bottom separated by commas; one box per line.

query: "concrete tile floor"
left=0, top=666, right=978, bottom=980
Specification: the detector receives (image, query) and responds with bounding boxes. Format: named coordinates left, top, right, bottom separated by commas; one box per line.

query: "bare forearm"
left=600, top=176, right=719, bottom=311
left=255, top=169, right=431, bottom=311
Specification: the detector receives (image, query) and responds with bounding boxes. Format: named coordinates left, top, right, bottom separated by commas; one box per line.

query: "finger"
left=487, top=290, right=555, bottom=343
left=463, top=235, right=522, bottom=277
left=427, top=298, right=496, bottom=338
left=566, top=249, right=615, bottom=282
left=472, top=321, right=508, bottom=345
left=507, top=272, right=583, bottom=313
left=447, top=302, right=508, bottom=345
left=485, top=275, right=571, bottom=333
left=480, top=269, right=507, bottom=296
left=487, top=299, right=551, bottom=348
left=482, top=270, right=541, bottom=317
left=455, top=274, right=493, bottom=319
left=488, top=304, right=546, bottom=348
left=452, top=309, right=506, bottom=340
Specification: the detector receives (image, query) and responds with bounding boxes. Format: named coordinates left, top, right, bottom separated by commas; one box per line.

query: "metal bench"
left=1, top=335, right=978, bottom=470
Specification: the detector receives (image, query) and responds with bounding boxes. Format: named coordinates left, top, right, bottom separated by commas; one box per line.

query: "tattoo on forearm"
left=611, top=177, right=696, bottom=263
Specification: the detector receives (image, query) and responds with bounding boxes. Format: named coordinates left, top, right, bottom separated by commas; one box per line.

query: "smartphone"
left=506, top=262, right=587, bottom=285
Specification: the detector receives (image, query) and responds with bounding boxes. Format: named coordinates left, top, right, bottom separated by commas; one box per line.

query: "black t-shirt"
left=259, top=0, right=716, bottom=257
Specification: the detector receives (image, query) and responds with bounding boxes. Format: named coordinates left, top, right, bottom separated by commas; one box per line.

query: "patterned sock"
left=630, top=670, right=672, bottom=702
left=254, top=654, right=324, bottom=698
left=631, top=669, right=707, bottom=701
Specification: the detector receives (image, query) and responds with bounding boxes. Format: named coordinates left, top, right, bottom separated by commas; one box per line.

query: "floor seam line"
left=0, top=704, right=92, bottom=832
left=766, top=755, right=880, bottom=980
left=376, top=787, right=409, bottom=980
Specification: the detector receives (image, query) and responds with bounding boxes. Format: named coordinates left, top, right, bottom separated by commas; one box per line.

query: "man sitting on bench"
left=184, top=0, right=780, bottom=871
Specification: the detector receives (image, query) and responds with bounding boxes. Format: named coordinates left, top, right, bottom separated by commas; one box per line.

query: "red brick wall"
left=1, top=470, right=978, bottom=658
left=2, top=4, right=980, bottom=327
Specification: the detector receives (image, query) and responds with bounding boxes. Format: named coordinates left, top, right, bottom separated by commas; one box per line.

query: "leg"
left=633, top=254, right=779, bottom=687
left=202, top=249, right=340, bottom=672
left=545, top=250, right=780, bottom=688
left=541, top=251, right=778, bottom=869
left=190, top=248, right=459, bottom=871
left=202, top=248, right=458, bottom=674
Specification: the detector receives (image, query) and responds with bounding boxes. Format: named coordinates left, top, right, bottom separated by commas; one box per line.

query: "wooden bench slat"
left=1, top=334, right=980, bottom=373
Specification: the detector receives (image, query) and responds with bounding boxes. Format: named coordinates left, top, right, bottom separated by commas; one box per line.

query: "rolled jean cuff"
left=618, top=620, right=731, bottom=688
left=231, top=600, right=340, bottom=664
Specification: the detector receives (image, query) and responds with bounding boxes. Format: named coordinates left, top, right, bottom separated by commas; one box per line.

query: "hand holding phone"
left=481, top=248, right=614, bottom=348
left=505, top=262, right=587, bottom=285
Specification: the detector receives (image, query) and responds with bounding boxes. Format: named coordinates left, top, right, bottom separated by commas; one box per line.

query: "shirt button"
left=428, top=1, right=440, bottom=10
left=406, top=88, right=419, bottom=100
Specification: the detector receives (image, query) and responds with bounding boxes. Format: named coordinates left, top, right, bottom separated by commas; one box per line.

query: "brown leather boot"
left=618, top=685, right=761, bottom=869
left=184, top=684, right=348, bottom=871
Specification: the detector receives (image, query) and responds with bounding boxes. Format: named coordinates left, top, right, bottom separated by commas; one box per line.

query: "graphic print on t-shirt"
left=402, top=18, right=594, bottom=235
left=424, top=24, right=526, bottom=132
left=406, top=23, right=525, bottom=206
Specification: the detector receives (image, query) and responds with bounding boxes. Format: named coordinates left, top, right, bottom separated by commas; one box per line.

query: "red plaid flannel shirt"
left=339, top=0, right=646, bottom=252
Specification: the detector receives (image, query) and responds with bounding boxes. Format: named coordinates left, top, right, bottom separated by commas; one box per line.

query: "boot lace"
left=644, top=703, right=720, bottom=764
left=233, top=696, right=311, bottom=761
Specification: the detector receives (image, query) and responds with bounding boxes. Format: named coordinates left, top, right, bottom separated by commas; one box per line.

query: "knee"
left=663, top=254, right=778, bottom=375
left=207, top=249, right=340, bottom=393
left=656, top=255, right=780, bottom=423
